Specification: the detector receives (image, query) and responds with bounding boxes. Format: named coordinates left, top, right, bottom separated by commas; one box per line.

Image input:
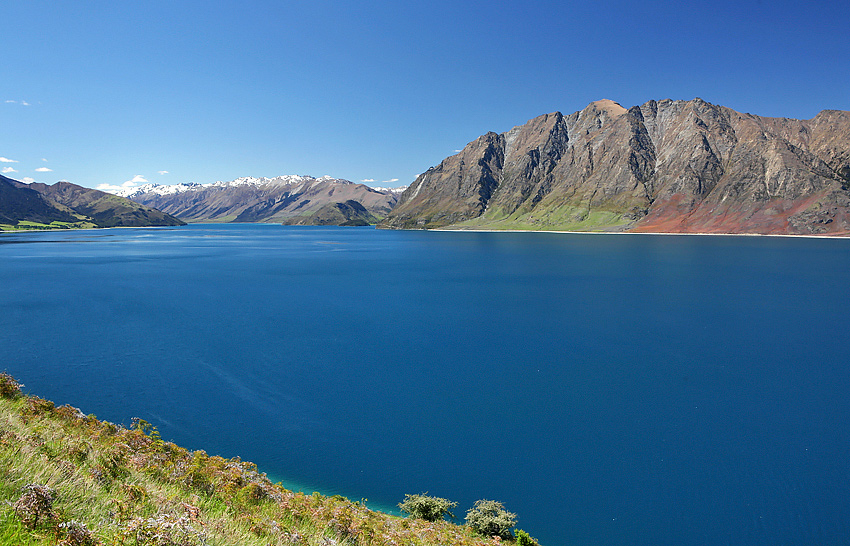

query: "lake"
left=1, top=224, right=849, bottom=546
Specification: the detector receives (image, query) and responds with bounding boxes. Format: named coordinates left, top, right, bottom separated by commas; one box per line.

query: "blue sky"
left=3, top=0, right=848, bottom=191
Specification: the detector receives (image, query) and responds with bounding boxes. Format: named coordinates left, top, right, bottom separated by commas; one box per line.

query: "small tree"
left=398, top=493, right=458, bottom=522
left=465, top=499, right=517, bottom=540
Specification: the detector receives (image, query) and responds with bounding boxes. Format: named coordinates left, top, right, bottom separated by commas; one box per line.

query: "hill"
left=0, top=175, right=185, bottom=231
left=0, top=373, right=535, bottom=546
left=381, top=99, right=850, bottom=235
left=0, top=175, right=80, bottom=227
left=282, top=200, right=380, bottom=226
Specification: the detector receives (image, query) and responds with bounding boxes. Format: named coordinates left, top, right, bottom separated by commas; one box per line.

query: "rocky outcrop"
left=117, top=176, right=399, bottom=224
left=382, top=99, right=850, bottom=235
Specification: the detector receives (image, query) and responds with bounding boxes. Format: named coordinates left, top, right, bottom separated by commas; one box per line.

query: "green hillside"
left=0, top=373, right=536, bottom=546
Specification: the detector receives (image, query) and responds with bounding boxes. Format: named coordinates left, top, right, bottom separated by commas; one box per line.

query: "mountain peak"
left=588, top=99, right=627, bottom=117
left=383, top=99, right=850, bottom=236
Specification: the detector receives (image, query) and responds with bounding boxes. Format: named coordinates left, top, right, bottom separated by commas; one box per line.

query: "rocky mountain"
left=115, top=175, right=400, bottom=224
left=0, top=175, right=184, bottom=229
left=282, top=200, right=380, bottom=226
left=381, top=99, right=850, bottom=236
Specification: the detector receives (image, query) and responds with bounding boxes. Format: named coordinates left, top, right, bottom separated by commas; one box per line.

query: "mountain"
left=381, top=99, right=850, bottom=236
left=0, top=175, right=79, bottom=226
left=282, top=199, right=380, bottom=226
left=114, top=175, right=400, bottom=224
left=0, top=175, right=184, bottom=230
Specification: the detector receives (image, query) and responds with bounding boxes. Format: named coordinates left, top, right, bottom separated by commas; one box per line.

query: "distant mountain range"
left=381, top=99, right=850, bottom=236
left=114, top=175, right=402, bottom=225
left=6, top=98, right=849, bottom=235
left=0, top=174, right=184, bottom=230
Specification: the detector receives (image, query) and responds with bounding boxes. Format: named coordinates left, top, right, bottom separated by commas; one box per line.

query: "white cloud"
left=4, top=100, right=15, bottom=104
left=35, top=167, right=52, bottom=172
left=122, top=181, right=138, bottom=187
left=2, top=167, right=16, bottom=173
left=360, top=178, right=376, bottom=182
left=41, top=158, right=48, bottom=162
left=126, top=174, right=148, bottom=184
left=157, top=170, right=169, bottom=175
left=454, top=149, right=462, bottom=153
left=382, top=178, right=399, bottom=184
left=0, top=157, right=18, bottom=163
left=22, top=177, right=35, bottom=183
left=96, top=183, right=124, bottom=193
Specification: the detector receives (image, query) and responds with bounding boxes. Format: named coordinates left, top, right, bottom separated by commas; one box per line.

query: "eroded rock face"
left=382, top=99, right=850, bottom=235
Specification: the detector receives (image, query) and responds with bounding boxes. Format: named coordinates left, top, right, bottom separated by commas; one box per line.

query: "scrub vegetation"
left=0, top=373, right=538, bottom=546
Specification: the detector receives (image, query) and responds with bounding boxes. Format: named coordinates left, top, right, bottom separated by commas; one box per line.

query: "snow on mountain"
left=113, top=182, right=205, bottom=198
left=111, top=175, right=360, bottom=199
left=370, top=185, right=408, bottom=194
left=107, top=174, right=400, bottom=224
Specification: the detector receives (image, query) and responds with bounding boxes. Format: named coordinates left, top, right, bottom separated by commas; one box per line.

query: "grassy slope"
left=0, top=220, right=99, bottom=232
left=0, top=375, right=522, bottom=546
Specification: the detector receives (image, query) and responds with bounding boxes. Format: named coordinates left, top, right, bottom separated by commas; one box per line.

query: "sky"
left=2, top=0, right=849, bottom=192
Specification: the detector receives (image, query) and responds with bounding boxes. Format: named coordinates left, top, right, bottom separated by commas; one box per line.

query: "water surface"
left=1, top=224, right=849, bottom=546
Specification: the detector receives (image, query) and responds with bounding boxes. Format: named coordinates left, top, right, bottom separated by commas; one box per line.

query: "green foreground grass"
left=0, top=373, right=532, bottom=546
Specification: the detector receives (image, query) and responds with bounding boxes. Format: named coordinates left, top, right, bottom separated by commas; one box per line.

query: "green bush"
left=398, top=493, right=458, bottom=522
left=464, top=499, right=517, bottom=540
left=515, top=528, right=538, bottom=546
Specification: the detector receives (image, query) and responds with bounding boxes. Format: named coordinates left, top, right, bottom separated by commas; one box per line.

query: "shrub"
left=515, top=529, right=538, bottom=546
left=398, top=493, right=458, bottom=522
left=57, top=520, right=99, bottom=546
left=122, top=513, right=206, bottom=546
left=14, top=484, right=57, bottom=528
left=464, top=499, right=517, bottom=540
left=0, top=372, right=23, bottom=398
left=22, top=396, right=55, bottom=416
left=236, top=483, right=268, bottom=505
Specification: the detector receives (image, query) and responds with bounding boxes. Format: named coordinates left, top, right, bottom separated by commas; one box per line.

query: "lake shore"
left=430, top=227, right=850, bottom=239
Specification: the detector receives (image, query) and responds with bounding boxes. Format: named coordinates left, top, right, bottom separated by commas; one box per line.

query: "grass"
left=0, top=220, right=99, bottom=232
left=453, top=204, right=632, bottom=232
left=0, top=373, right=532, bottom=546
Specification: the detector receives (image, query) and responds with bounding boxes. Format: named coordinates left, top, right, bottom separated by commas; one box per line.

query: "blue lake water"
left=1, top=224, right=849, bottom=546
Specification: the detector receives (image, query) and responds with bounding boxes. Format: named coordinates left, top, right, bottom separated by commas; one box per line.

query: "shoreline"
left=429, top=227, right=850, bottom=240
left=0, top=224, right=182, bottom=235
left=4, top=222, right=848, bottom=240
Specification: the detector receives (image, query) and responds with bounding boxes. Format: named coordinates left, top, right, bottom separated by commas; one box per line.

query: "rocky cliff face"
left=117, top=175, right=399, bottom=224
left=382, top=99, right=850, bottom=235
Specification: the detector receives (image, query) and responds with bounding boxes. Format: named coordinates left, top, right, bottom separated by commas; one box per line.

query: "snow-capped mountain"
left=109, top=175, right=399, bottom=224
left=113, top=175, right=351, bottom=198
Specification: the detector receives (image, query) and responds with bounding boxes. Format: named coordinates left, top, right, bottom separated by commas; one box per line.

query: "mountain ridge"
left=0, top=175, right=185, bottom=230
left=381, top=98, right=850, bottom=235
left=115, top=175, right=401, bottom=224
